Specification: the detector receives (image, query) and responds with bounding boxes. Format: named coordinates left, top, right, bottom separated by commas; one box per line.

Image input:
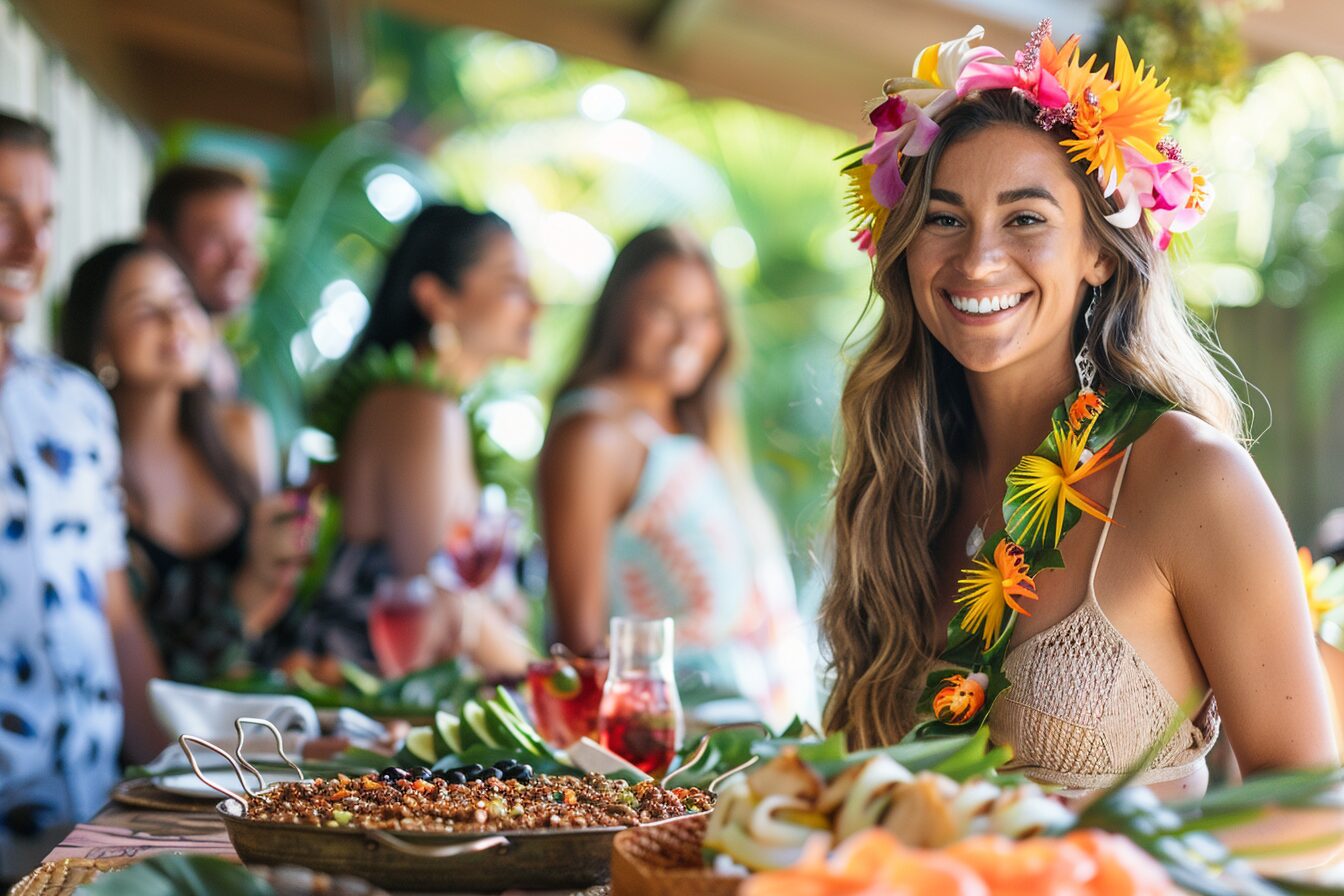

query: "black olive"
left=460, top=763, right=484, bottom=777
left=408, top=766, right=433, bottom=780
left=493, top=758, right=518, bottom=770
left=446, top=771, right=467, bottom=785
left=479, top=767, right=503, bottom=780
left=503, top=764, right=532, bottom=781
left=380, top=767, right=410, bottom=781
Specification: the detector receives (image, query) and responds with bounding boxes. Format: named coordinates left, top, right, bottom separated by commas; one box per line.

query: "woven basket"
left=609, top=814, right=743, bottom=896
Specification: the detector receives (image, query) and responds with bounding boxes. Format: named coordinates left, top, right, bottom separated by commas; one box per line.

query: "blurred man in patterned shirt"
left=0, top=110, right=162, bottom=882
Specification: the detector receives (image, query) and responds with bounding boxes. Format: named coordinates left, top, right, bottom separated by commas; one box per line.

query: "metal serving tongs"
left=660, top=721, right=770, bottom=794
left=178, top=716, right=307, bottom=809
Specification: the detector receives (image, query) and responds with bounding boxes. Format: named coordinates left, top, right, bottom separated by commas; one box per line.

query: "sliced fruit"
left=460, top=700, right=501, bottom=750
left=405, top=726, right=438, bottom=764
left=483, top=703, right=540, bottom=756
left=433, top=710, right=461, bottom=756
left=492, top=687, right=530, bottom=724
left=340, top=661, right=383, bottom=697
left=543, top=663, right=581, bottom=699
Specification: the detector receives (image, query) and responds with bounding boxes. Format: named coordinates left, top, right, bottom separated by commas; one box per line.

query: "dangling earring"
left=1073, top=284, right=1100, bottom=393
left=94, top=355, right=119, bottom=389
left=429, top=320, right=461, bottom=365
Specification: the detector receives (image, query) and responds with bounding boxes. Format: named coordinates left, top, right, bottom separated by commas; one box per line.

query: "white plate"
left=153, top=765, right=304, bottom=799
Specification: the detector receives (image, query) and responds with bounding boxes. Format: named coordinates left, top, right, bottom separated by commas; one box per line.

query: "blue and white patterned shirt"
left=0, top=342, right=126, bottom=878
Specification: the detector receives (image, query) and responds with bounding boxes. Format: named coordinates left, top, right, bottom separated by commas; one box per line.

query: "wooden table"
left=43, top=792, right=607, bottom=895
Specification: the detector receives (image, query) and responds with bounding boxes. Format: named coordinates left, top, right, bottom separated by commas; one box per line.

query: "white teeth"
left=947, top=292, right=1024, bottom=315
left=0, top=267, right=34, bottom=290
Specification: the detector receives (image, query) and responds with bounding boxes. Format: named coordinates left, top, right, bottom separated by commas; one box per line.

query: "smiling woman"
left=822, top=23, right=1340, bottom=845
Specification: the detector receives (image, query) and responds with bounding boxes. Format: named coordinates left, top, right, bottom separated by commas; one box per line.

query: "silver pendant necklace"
left=966, top=459, right=996, bottom=558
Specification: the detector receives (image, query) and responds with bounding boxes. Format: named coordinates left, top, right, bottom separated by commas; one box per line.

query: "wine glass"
left=598, top=617, right=684, bottom=775
left=367, top=575, right=435, bottom=678
left=431, top=485, right=512, bottom=592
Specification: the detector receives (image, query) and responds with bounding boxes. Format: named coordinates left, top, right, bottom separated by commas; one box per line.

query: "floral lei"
left=913, top=384, right=1173, bottom=738
left=311, top=343, right=458, bottom=441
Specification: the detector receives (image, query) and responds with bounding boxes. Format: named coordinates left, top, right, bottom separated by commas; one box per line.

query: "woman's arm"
left=1152, top=414, right=1341, bottom=869
left=537, top=414, right=641, bottom=656
left=221, top=403, right=309, bottom=636
left=105, top=568, right=168, bottom=762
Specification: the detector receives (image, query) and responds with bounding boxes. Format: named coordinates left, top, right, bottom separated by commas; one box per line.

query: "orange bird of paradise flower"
left=932, top=672, right=989, bottom=725
left=1006, top=415, right=1123, bottom=549
left=1067, top=389, right=1104, bottom=431
left=956, top=539, right=1038, bottom=650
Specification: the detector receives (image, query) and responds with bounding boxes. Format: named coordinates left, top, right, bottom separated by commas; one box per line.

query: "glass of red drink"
left=526, top=653, right=609, bottom=747
left=598, top=617, right=683, bottom=776
left=368, top=575, right=435, bottom=678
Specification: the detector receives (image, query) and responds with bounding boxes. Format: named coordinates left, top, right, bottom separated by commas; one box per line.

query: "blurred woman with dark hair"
left=60, top=242, right=309, bottom=683
left=300, top=204, right=539, bottom=678
left=538, top=226, right=816, bottom=725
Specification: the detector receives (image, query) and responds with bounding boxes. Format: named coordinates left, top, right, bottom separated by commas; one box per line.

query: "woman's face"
left=101, top=251, right=212, bottom=389
left=451, top=232, right=538, bottom=362
left=620, top=258, right=726, bottom=397
left=905, top=124, right=1111, bottom=379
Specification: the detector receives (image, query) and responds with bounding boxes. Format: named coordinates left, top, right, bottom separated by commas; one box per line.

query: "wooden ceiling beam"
left=111, top=6, right=310, bottom=86
left=640, top=0, right=717, bottom=56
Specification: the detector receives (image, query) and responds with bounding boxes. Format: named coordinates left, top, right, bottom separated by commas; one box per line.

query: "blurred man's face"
left=171, top=188, right=260, bottom=317
left=0, top=145, right=54, bottom=326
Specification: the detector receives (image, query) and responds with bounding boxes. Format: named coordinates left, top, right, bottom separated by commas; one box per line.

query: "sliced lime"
left=461, top=700, right=500, bottom=749
left=340, top=661, right=383, bottom=697
left=433, top=710, right=461, bottom=755
left=405, top=726, right=438, bottom=764
left=544, top=664, right=581, bottom=699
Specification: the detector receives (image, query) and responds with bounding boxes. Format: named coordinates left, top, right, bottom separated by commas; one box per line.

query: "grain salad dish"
left=243, top=767, right=713, bottom=833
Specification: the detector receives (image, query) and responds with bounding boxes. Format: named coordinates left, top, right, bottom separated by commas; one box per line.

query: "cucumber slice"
left=461, top=700, right=500, bottom=749
left=405, top=726, right=438, bottom=764
left=433, top=710, right=461, bottom=756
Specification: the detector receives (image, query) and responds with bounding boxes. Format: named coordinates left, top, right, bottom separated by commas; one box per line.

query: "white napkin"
left=148, top=678, right=319, bottom=763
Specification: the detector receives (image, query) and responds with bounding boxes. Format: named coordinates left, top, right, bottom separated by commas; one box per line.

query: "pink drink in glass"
left=368, top=577, right=433, bottom=678
left=598, top=676, right=681, bottom=776
left=526, top=656, right=609, bottom=747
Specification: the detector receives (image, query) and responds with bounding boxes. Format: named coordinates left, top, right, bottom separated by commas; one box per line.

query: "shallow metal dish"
left=179, top=717, right=757, bottom=891
left=217, top=799, right=702, bottom=891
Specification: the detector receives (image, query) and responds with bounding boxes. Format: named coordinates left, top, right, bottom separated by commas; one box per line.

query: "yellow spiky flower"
left=843, top=163, right=891, bottom=253
left=1060, top=37, right=1172, bottom=189
left=956, top=539, right=1038, bottom=650
left=1005, top=416, right=1123, bottom=549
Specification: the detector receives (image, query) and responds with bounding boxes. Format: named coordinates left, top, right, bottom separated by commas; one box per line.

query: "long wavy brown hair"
left=820, top=89, right=1244, bottom=748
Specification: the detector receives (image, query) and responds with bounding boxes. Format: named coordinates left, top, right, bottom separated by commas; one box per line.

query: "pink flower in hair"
left=1105, top=145, right=1211, bottom=249
left=861, top=95, right=941, bottom=206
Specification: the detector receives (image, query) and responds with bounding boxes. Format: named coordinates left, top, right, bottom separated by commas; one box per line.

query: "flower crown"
left=840, top=20, right=1211, bottom=255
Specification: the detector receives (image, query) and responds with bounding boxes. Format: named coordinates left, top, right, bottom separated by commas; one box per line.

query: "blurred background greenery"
left=158, top=0, right=1344, bottom=592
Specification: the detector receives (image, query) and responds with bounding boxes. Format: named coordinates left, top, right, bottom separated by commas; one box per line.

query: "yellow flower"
left=956, top=539, right=1038, bottom=650
left=1301, top=547, right=1340, bottom=630
left=1060, top=37, right=1172, bottom=188
left=1006, top=416, right=1122, bottom=549
left=1042, top=33, right=1109, bottom=110
left=843, top=163, right=891, bottom=248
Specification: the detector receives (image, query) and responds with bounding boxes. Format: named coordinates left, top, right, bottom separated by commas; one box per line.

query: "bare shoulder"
left=1125, top=410, right=1262, bottom=507
left=1125, top=410, right=1287, bottom=578
left=214, top=400, right=274, bottom=485
left=347, top=385, right=465, bottom=450
left=541, top=409, right=644, bottom=474
left=539, top=410, right=645, bottom=507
